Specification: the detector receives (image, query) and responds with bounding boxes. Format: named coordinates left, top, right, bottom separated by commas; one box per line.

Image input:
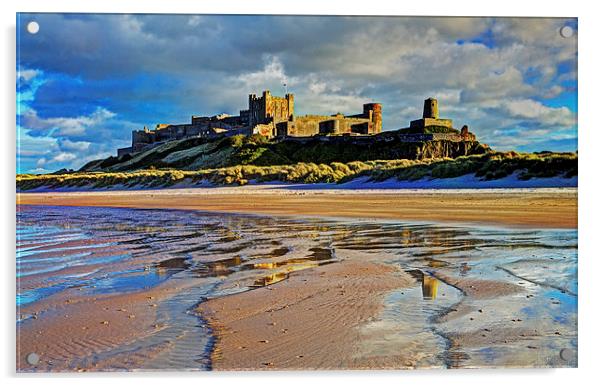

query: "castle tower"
left=286, top=93, right=294, bottom=120
left=248, top=93, right=260, bottom=127
left=262, top=90, right=271, bottom=119
left=423, top=97, right=439, bottom=119
left=410, top=97, right=452, bottom=130
left=247, top=90, right=295, bottom=137
left=363, top=103, right=382, bottom=133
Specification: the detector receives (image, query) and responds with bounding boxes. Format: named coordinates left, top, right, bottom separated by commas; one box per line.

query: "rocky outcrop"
left=415, top=140, right=487, bottom=159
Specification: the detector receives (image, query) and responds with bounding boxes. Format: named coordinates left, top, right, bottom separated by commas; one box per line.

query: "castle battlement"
left=116, top=93, right=474, bottom=157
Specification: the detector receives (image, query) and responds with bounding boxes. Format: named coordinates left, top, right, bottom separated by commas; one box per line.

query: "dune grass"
left=16, top=151, right=577, bottom=191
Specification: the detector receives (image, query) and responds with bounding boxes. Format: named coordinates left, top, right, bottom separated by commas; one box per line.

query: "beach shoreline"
left=17, top=187, right=578, bottom=229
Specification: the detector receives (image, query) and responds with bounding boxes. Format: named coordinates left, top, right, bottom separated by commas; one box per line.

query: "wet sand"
left=18, top=281, right=178, bottom=371
left=17, top=187, right=577, bottom=229
left=16, top=190, right=578, bottom=371
left=198, top=259, right=416, bottom=370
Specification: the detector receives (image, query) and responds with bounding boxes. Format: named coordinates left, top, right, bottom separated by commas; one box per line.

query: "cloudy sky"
left=16, top=14, right=577, bottom=173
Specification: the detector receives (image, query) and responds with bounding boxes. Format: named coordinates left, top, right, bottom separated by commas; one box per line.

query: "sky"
left=16, top=14, right=578, bottom=174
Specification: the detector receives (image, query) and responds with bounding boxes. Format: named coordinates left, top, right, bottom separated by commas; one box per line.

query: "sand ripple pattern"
left=17, top=205, right=577, bottom=370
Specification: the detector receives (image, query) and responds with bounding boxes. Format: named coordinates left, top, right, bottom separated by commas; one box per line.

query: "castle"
left=117, top=90, right=474, bottom=157
left=412, top=97, right=452, bottom=130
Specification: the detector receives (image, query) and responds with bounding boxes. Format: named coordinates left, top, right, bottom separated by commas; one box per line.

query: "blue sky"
left=16, top=14, right=577, bottom=173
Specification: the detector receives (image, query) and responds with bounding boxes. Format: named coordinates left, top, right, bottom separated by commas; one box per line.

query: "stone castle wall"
left=279, top=130, right=477, bottom=146
left=284, top=103, right=382, bottom=137
left=410, top=117, right=453, bottom=129
left=289, top=115, right=371, bottom=136
left=117, top=93, right=473, bottom=158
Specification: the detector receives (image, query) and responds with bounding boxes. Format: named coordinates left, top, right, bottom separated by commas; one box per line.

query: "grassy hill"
left=16, top=134, right=577, bottom=191
left=79, top=134, right=489, bottom=172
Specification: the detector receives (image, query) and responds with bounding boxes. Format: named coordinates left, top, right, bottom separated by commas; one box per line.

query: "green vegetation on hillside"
left=17, top=151, right=577, bottom=191
left=79, top=134, right=488, bottom=172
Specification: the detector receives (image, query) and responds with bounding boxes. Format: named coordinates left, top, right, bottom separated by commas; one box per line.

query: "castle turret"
left=423, top=97, right=439, bottom=119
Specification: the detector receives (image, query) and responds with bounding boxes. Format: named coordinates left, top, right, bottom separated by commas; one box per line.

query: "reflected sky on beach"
left=16, top=205, right=577, bottom=370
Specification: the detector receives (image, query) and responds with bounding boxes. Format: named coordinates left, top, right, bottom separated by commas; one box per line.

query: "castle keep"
left=117, top=91, right=474, bottom=157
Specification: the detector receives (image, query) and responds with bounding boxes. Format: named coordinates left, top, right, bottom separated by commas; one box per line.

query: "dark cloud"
left=16, top=13, right=578, bottom=172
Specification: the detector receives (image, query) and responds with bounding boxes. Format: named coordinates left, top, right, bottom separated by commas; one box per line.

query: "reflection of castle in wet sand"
left=408, top=269, right=440, bottom=300
left=253, top=272, right=288, bottom=287
left=422, top=275, right=439, bottom=300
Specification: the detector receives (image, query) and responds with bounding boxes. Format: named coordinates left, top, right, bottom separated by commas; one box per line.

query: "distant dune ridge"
left=16, top=134, right=576, bottom=191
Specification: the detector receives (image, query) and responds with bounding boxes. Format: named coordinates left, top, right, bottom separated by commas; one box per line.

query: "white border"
left=3, top=1, right=601, bottom=385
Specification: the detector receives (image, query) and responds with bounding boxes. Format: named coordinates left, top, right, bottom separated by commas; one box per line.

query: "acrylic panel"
left=16, top=13, right=578, bottom=372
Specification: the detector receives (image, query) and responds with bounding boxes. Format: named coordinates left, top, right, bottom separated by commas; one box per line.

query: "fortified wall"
left=117, top=91, right=475, bottom=157
left=117, top=89, right=383, bottom=156
left=118, top=118, right=248, bottom=157
left=286, top=103, right=382, bottom=136
left=242, top=90, right=382, bottom=137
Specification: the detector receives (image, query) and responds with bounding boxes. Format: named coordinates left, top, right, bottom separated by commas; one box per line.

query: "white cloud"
left=236, top=55, right=288, bottom=90
left=29, top=167, right=51, bottom=174
left=52, top=152, right=77, bottom=163
left=17, top=107, right=127, bottom=173
left=59, top=139, right=91, bottom=152
left=501, top=99, right=575, bottom=127
left=23, top=107, right=116, bottom=136
left=18, top=68, right=40, bottom=82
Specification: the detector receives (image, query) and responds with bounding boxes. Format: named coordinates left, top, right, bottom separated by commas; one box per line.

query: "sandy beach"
left=16, top=188, right=578, bottom=371
left=198, top=256, right=550, bottom=370
left=17, top=186, right=577, bottom=229
left=17, top=281, right=182, bottom=371
left=198, top=259, right=416, bottom=370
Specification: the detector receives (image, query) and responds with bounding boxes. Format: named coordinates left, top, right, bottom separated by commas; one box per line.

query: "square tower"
left=248, top=90, right=294, bottom=127
left=423, top=97, right=438, bottom=119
